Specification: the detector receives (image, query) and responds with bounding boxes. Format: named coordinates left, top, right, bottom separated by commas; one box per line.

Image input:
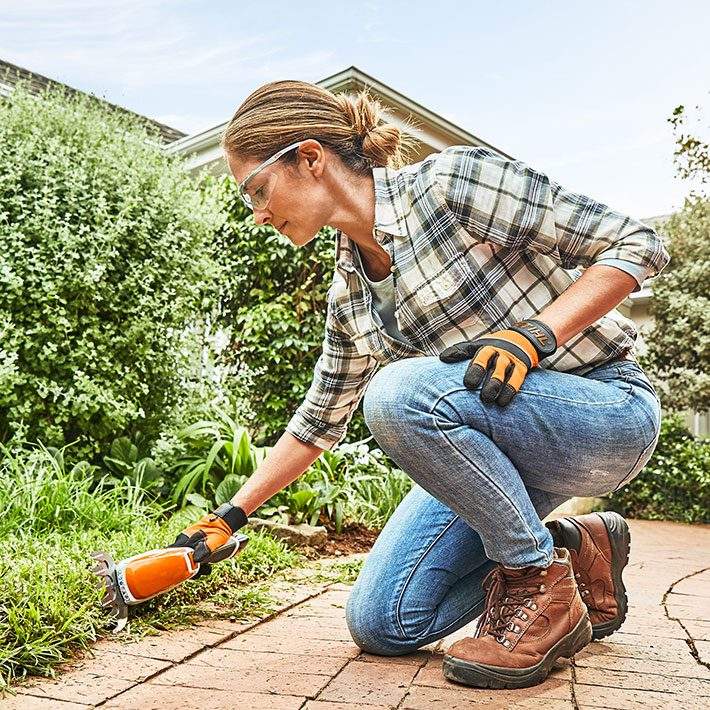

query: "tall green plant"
left=0, top=83, right=220, bottom=461
left=169, top=405, right=269, bottom=507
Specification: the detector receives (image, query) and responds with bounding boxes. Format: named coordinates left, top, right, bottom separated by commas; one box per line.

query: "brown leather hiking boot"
left=545, top=511, right=631, bottom=640
left=442, top=547, right=592, bottom=689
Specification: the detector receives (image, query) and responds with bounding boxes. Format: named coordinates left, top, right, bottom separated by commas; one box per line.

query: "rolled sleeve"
left=434, top=146, right=671, bottom=285
left=285, top=313, right=379, bottom=451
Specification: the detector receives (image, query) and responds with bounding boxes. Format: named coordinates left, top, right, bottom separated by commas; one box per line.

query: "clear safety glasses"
left=238, top=140, right=306, bottom=211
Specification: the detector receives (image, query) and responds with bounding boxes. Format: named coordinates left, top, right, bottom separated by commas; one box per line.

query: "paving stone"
left=594, top=633, right=692, bottom=655
left=575, top=667, right=710, bottom=695
left=669, top=576, right=710, bottom=597
left=665, top=602, right=710, bottom=622
left=318, top=659, right=423, bottom=706
left=187, top=647, right=349, bottom=675
left=327, top=583, right=354, bottom=592
left=0, top=695, right=90, bottom=709
left=52, top=649, right=171, bottom=682
left=93, top=632, right=207, bottom=663
left=574, top=683, right=695, bottom=709
left=102, top=681, right=305, bottom=709
left=401, top=683, right=574, bottom=708
left=612, top=619, right=688, bottom=639
left=411, top=654, right=572, bottom=691
left=578, top=641, right=695, bottom=664
left=303, top=701, right=391, bottom=710
left=695, top=639, right=710, bottom=665
left=151, top=661, right=332, bottom=697
left=676, top=580, right=710, bottom=597
left=682, top=619, right=710, bottom=641
left=357, top=650, right=431, bottom=666
left=252, top=616, right=354, bottom=641
left=575, top=651, right=710, bottom=678
left=280, top=608, right=350, bottom=626
left=222, top=632, right=361, bottom=658
left=8, top=526, right=710, bottom=709
left=192, top=618, right=261, bottom=633
left=266, top=582, right=330, bottom=607
left=13, top=673, right=134, bottom=706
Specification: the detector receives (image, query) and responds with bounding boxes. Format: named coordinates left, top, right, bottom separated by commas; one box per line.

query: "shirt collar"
left=335, top=165, right=410, bottom=270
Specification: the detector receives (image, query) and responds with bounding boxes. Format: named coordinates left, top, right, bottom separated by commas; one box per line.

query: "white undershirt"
left=353, top=243, right=416, bottom=348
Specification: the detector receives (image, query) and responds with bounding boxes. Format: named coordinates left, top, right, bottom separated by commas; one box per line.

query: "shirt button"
left=390, top=265, right=396, bottom=273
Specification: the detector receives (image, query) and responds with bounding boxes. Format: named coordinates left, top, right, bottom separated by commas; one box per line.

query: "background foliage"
left=610, top=413, right=709, bottom=523
left=204, top=174, right=371, bottom=447
left=0, top=84, right=220, bottom=462
left=640, top=103, right=709, bottom=412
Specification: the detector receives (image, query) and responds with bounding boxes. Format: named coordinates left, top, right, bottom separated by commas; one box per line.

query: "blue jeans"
left=345, top=356, right=661, bottom=655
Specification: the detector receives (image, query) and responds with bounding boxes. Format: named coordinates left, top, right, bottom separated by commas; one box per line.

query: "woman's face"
left=226, top=140, right=333, bottom=247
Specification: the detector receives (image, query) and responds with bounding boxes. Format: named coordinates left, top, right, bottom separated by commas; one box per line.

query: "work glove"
left=168, top=503, right=249, bottom=572
left=439, top=319, right=557, bottom=407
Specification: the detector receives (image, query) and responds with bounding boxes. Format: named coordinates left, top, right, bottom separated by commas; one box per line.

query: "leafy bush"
left=609, top=413, right=709, bottom=523
left=0, top=83, right=220, bottom=461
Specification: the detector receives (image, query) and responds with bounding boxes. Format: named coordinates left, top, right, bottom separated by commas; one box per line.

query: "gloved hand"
left=439, top=319, right=557, bottom=406
left=168, top=502, right=249, bottom=566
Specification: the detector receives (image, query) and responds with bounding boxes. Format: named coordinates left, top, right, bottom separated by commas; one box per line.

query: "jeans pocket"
left=612, top=425, right=660, bottom=493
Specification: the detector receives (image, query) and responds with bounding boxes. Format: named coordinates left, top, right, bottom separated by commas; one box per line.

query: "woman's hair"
left=221, top=80, right=420, bottom=174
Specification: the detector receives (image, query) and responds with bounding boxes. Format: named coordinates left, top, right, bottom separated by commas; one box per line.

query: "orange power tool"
left=90, top=534, right=249, bottom=633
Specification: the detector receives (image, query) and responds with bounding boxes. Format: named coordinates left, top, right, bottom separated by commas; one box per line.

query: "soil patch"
left=301, top=522, right=380, bottom=559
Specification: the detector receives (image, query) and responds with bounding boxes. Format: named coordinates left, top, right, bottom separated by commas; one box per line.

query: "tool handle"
left=203, top=533, right=250, bottom=563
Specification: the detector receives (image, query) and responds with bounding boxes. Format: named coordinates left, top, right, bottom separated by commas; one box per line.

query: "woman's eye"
left=255, top=187, right=265, bottom=199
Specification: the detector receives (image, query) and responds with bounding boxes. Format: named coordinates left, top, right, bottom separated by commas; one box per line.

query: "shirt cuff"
left=285, top=412, right=345, bottom=451
left=594, top=258, right=649, bottom=293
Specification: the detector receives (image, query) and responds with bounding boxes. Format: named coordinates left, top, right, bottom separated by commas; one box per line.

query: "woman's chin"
left=291, top=229, right=320, bottom=247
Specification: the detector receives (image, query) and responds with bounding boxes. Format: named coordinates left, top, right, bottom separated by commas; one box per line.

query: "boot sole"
left=441, top=613, right=593, bottom=689
left=590, top=511, right=631, bottom=640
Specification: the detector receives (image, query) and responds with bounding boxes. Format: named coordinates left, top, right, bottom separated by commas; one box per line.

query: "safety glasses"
left=238, top=140, right=306, bottom=211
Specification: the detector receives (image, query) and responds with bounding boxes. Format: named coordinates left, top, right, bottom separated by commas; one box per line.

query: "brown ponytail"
left=221, top=80, right=419, bottom=174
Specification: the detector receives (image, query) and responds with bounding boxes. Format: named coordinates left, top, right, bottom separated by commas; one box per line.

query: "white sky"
left=2, top=0, right=709, bottom=219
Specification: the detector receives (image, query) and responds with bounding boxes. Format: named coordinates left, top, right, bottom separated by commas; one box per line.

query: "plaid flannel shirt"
left=286, top=145, right=671, bottom=450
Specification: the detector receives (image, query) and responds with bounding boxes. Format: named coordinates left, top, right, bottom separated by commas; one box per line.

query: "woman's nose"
left=253, top=209, right=272, bottom=226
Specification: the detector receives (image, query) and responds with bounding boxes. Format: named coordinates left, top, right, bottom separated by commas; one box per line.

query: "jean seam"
left=514, top=390, right=630, bottom=405
left=430, top=391, right=552, bottom=567
left=611, top=430, right=660, bottom=493
left=395, top=513, right=460, bottom=639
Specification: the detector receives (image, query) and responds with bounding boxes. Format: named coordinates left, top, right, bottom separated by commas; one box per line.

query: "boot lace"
left=475, top=565, right=549, bottom=648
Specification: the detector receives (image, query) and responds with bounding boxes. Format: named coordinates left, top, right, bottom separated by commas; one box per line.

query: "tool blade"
left=89, top=550, right=129, bottom=633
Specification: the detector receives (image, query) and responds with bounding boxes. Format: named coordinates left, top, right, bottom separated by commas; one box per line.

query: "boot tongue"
left=501, top=563, right=548, bottom=581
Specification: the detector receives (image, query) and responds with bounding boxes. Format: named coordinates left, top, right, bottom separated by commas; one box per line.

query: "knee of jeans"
left=345, top=582, right=424, bottom=656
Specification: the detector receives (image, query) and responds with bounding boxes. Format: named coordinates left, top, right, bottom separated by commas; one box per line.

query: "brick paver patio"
left=4, top=519, right=709, bottom=709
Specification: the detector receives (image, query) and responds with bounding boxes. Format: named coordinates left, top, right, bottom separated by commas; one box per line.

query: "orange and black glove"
left=168, top=503, right=249, bottom=573
left=439, top=319, right=557, bottom=406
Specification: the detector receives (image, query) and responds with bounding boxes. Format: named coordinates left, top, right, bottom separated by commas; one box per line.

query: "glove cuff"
left=213, top=503, right=249, bottom=533
left=510, top=319, right=558, bottom=359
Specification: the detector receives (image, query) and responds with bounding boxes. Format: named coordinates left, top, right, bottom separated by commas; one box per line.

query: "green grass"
left=0, top=437, right=406, bottom=691
left=0, top=442, right=303, bottom=691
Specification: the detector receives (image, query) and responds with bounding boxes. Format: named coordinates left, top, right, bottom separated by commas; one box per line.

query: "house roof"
left=318, top=66, right=513, bottom=159
left=166, top=65, right=513, bottom=174
left=0, top=58, right=186, bottom=144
